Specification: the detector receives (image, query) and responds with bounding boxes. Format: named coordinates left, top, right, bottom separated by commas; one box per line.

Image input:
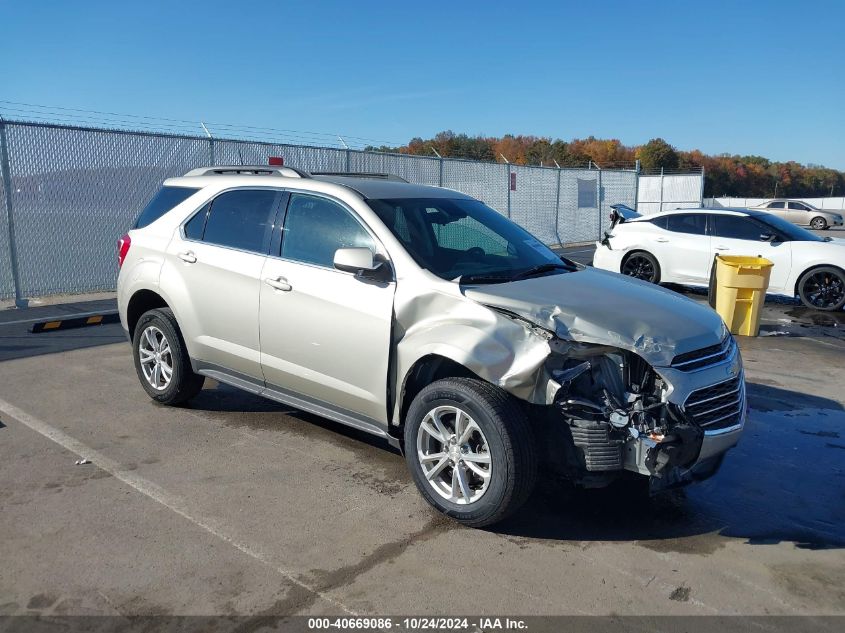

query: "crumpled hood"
left=463, top=267, right=725, bottom=366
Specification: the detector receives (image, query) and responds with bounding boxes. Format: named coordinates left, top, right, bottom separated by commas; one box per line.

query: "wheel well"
left=396, top=355, right=480, bottom=434
left=621, top=249, right=658, bottom=270
left=127, top=290, right=169, bottom=337
left=794, top=264, right=845, bottom=297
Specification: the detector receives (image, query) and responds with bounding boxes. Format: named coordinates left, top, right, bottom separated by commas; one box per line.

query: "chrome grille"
left=683, top=374, right=745, bottom=431
left=672, top=336, right=735, bottom=372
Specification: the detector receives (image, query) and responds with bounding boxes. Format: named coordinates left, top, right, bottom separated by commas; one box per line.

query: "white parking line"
left=0, top=396, right=358, bottom=616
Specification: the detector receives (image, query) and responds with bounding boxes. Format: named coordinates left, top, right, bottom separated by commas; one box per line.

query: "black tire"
left=797, top=266, right=845, bottom=312
left=810, top=217, right=828, bottom=230
left=621, top=251, right=661, bottom=283
left=132, top=308, right=205, bottom=405
left=404, top=378, right=537, bottom=528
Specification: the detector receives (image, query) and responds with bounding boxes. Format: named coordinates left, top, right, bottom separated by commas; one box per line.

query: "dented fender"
left=391, top=284, right=560, bottom=424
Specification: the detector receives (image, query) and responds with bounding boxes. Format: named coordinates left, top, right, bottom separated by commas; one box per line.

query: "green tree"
left=637, top=138, right=680, bottom=171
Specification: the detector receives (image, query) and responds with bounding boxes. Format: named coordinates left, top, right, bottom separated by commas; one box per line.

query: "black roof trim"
left=310, top=171, right=408, bottom=183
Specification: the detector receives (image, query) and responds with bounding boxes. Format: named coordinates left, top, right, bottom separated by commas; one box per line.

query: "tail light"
left=117, top=233, right=131, bottom=268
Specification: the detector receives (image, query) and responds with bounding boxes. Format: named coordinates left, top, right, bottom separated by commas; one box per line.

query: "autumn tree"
left=636, top=138, right=680, bottom=171
left=367, top=130, right=845, bottom=198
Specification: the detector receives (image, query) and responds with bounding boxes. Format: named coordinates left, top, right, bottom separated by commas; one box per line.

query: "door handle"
left=264, top=277, right=292, bottom=292
left=655, top=237, right=669, bottom=243
left=178, top=251, right=197, bottom=263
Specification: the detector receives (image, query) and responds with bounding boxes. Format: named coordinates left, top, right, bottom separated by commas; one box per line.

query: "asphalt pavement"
left=0, top=246, right=844, bottom=618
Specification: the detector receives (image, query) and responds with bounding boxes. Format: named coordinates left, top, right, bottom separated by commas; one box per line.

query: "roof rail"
left=311, top=171, right=408, bottom=183
left=182, top=165, right=311, bottom=178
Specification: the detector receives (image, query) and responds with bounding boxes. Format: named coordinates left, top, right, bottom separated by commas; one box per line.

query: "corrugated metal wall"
left=636, top=173, right=704, bottom=214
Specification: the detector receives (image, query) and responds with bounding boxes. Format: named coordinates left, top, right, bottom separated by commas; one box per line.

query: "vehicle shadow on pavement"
left=185, top=380, right=845, bottom=550
left=186, top=381, right=402, bottom=455
left=493, top=382, right=845, bottom=551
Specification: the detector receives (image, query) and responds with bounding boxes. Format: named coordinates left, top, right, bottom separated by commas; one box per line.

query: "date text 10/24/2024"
left=308, top=617, right=528, bottom=630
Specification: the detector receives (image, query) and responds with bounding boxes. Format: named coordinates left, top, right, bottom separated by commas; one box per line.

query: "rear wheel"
left=798, top=267, right=845, bottom=311
left=621, top=251, right=661, bottom=283
left=810, top=216, right=828, bottom=230
left=133, top=308, right=205, bottom=404
left=404, top=378, right=537, bottom=528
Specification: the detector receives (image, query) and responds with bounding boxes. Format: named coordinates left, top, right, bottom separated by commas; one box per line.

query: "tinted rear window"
left=201, top=189, right=279, bottom=254
left=666, top=213, right=707, bottom=235
left=134, top=186, right=199, bottom=229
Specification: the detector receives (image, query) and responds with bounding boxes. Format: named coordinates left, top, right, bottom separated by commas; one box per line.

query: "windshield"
left=367, top=197, right=574, bottom=282
left=755, top=212, right=825, bottom=242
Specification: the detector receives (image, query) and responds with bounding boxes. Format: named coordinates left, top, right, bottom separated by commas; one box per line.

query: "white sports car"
left=593, top=205, right=845, bottom=311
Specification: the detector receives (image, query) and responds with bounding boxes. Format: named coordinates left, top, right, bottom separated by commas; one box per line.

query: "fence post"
left=659, top=167, right=665, bottom=213
left=201, top=122, right=214, bottom=165
left=699, top=167, right=706, bottom=206
left=633, top=159, right=640, bottom=210
left=596, top=167, right=603, bottom=240
left=554, top=167, right=563, bottom=247
left=506, top=163, right=511, bottom=218
left=438, top=156, right=444, bottom=187
left=0, top=118, right=25, bottom=307
left=345, top=149, right=351, bottom=172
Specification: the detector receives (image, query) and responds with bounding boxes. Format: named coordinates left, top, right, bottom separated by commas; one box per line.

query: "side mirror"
left=333, top=247, right=383, bottom=276
left=759, top=233, right=777, bottom=242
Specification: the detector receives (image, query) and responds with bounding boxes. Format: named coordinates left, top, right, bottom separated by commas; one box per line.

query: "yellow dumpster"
left=713, top=255, right=774, bottom=336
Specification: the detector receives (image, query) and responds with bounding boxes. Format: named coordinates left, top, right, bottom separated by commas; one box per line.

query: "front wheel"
left=404, top=378, right=537, bottom=528
left=810, top=216, right=828, bottom=230
left=798, top=267, right=845, bottom=311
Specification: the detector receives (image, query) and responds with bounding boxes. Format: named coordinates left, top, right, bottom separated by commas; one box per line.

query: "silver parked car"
left=118, top=166, right=745, bottom=527
left=747, top=199, right=843, bottom=230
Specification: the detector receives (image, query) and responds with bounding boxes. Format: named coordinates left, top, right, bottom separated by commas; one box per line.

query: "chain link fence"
left=0, top=120, right=641, bottom=302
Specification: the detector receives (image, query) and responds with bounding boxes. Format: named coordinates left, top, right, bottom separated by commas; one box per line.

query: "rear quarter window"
left=134, top=186, right=199, bottom=229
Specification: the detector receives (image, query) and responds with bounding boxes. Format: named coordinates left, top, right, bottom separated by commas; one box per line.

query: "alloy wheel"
left=810, top=217, right=827, bottom=230
left=622, top=255, right=656, bottom=281
left=803, top=271, right=845, bottom=309
left=138, top=325, right=173, bottom=391
left=416, top=405, right=492, bottom=505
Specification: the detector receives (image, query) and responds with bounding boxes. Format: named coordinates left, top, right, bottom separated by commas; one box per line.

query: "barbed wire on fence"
left=0, top=100, right=406, bottom=151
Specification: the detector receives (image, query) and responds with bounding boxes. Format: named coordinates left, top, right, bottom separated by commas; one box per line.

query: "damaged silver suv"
left=118, top=166, right=745, bottom=527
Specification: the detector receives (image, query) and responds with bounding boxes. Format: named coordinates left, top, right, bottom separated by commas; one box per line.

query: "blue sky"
left=2, top=0, right=844, bottom=168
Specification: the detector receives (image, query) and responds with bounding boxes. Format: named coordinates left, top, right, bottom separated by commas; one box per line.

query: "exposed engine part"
left=570, top=423, right=623, bottom=471
left=551, top=347, right=701, bottom=478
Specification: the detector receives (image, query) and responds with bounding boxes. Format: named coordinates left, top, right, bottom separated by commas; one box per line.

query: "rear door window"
left=134, top=186, right=199, bottom=228
left=665, top=214, right=707, bottom=235
left=768, top=201, right=785, bottom=209
left=712, top=215, right=767, bottom=240
left=199, top=189, right=280, bottom=254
